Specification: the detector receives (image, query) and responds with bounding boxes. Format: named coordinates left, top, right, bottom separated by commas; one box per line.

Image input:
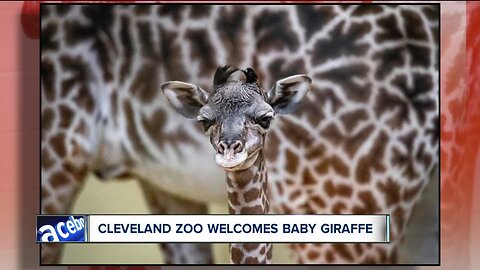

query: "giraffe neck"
left=225, top=151, right=272, bottom=264
left=226, top=151, right=268, bottom=214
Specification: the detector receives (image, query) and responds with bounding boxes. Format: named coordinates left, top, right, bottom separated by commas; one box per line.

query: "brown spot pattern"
left=185, top=29, right=217, bottom=77
left=326, top=250, right=334, bottom=262
left=41, top=149, right=55, bottom=170
left=123, top=100, right=151, bottom=158
left=355, top=131, right=388, bottom=183
left=285, top=148, right=299, bottom=174
left=130, top=64, right=159, bottom=104
left=315, top=64, right=371, bottom=103
left=307, top=250, right=320, bottom=260
left=340, top=109, right=369, bottom=133
left=58, top=105, right=74, bottom=129
left=312, top=22, right=370, bottom=65
left=229, top=191, right=240, bottom=206
left=216, top=6, right=246, bottom=65
left=302, top=168, right=316, bottom=185
left=243, top=188, right=260, bottom=203
left=332, top=244, right=354, bottom=261
left=42, top=59, right=56, bottom=102
left=244, top=257, right=259, bottom=264
left=254, top=10, right=299, bottom=53
left=332, top=202, right=346, bottom=214
left=305, top=143, right=325, bottom=160
left=353, top=191, right=380, bottom=214
left=50, top=171, right=71, bottom=188
left=42, top=108, right=55, bottom=132
left=230, top=246, right=243, bottom=264
left=314, top=155, right=349, bottom=177
left=377, top=178, right=401, bottom=207
left=49, top=134, right=66, bottom=158
left=240, top=205, right=263, bottom=214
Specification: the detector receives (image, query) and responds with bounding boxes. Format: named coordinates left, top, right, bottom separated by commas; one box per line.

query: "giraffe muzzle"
left=215, top=148, right=248, bottom=169
left=215, top=139, right=248, bottom=169
left=217, top=140, right=244, bottom=155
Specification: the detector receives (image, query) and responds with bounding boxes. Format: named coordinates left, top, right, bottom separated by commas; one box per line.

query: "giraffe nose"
left=217, top=140, right=244, bottom=155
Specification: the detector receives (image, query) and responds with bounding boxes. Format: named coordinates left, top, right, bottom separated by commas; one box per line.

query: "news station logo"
left=36, top=215, right=87, bottom=242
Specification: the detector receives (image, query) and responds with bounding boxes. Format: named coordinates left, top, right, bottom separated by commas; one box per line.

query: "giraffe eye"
left=198, top=118, right=214, bottom=132
left=256, top=115, right=273, bottom=129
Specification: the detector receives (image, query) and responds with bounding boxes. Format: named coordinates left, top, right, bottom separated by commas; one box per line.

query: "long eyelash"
left=255, top=115, right=273, bottom=129
left=198, top=119, right=214, bottom=132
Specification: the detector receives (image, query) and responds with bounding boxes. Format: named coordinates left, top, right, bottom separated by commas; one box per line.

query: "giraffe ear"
left=267, top=75, right=312, bottom=114
left=161, top=81, right=209, bottom=119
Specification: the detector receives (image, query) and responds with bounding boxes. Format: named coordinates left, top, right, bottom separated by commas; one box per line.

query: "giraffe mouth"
left=215, top=150, right=248, bottom=169
left=215, top=147, right=261, bottom=171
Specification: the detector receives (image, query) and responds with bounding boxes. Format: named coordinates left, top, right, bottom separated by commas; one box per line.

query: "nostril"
left=218, top=142, right=227, bottom=154
left=232, top=140, right=243, bottom=154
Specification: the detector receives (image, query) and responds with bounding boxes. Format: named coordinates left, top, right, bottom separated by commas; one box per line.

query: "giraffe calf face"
left=161, top=66, right=312, bottom=171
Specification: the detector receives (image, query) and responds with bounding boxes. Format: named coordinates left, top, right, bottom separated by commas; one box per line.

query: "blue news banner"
left=37, top=215, right=389, bottom=243
left=36, top=215, right=86, bottom=242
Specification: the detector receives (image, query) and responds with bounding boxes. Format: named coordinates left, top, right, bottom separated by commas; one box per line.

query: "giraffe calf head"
left=161, top=65, right=312, bottom=171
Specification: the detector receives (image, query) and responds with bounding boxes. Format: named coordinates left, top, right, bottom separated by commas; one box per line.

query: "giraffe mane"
left=213, top=65, right=238, bottom=88
left=242, top=67, right=258, bottom=84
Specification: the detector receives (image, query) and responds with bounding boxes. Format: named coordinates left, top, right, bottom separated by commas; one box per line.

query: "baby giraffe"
left=161, top=66, right=312, bottom=264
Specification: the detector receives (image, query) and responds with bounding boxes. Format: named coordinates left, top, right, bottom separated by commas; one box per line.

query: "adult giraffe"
left=41, top=4, right=439, bottom=264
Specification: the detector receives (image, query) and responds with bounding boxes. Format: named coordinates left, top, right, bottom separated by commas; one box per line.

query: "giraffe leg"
left=41, top=111, right=93, bottom=264
left=139, top=181, right=214, bottom=264
left=41, top=145, right=89, bottom=264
